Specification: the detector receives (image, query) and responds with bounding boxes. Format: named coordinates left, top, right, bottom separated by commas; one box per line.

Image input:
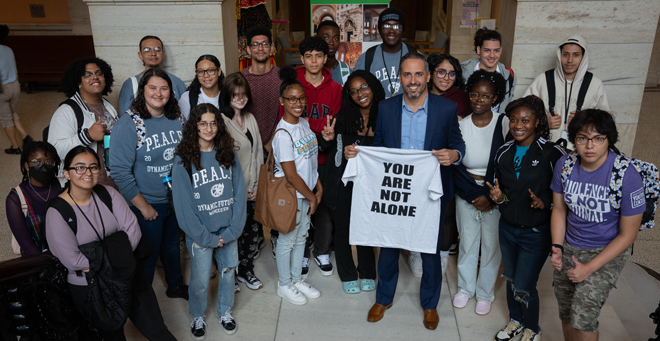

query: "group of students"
left=3, top=7, right=645, bottom=341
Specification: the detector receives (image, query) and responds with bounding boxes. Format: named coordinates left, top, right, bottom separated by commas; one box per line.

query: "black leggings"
left=68, top=283, right=177, bottom=341
left=238, top=201, right=262, bottom=276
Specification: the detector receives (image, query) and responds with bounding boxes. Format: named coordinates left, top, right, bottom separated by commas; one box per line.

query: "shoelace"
left=191, top=317, right=205, bottom=329
left=220, top=311, right=234, bottom=323
left=521, top=329, right=536, bottom=340
left=317, top=254, right=330, bottom=265
left=296, top=279, right=311, bottom=289
left=503, top=320, right=521, bottom=333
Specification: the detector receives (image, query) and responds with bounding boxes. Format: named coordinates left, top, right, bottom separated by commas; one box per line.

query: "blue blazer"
left=372, top=93, right=466, bottom=207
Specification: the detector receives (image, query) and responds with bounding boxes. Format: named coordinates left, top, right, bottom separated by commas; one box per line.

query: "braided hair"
left=504, top=95, right=551, bottom=140
left=186, top=54, right=225, bottom=99
left=335, top=70, right=386, bottom=135
left=20, top=137, right=61, bottom=184
left=465, top=69, right=506, bottom=108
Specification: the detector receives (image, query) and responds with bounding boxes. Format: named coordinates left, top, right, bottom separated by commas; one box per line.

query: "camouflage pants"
left=553, top=241, right=630, bottom=332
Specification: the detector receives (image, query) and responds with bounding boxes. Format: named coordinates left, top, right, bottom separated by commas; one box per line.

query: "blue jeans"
left=499, top=218, right=551, bottom=333
left=187, top=234, right=237, bottom=318
left=276, top=199, right=310, bottom=287
left=130, top=203, right=184, bottom=290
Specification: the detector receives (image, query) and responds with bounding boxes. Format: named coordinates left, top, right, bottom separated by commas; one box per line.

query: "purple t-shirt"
left=551, top=151, right=645, bottom=248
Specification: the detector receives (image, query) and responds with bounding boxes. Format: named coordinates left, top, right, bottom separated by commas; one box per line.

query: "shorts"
left=0, top=81, right=20, bottom=128
left=553, top=240, right=630, bottom=332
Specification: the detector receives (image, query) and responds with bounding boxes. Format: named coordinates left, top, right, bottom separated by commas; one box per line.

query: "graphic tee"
left=550, top=151, right=645, bottom=248
left=342, top=146, right=443, bottom=253
left=272, top=118, right=319, bottom=198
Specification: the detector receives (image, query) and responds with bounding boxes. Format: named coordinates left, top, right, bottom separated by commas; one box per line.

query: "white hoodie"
left=523, top=34, right=609, bottom=142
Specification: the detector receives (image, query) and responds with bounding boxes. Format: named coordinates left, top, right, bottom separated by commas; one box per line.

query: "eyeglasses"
left=348, top=84, right=370, bottom=97
left=469, top=92, right=494, bottom=100
left=141, top=47, right=163, bottom=54
left=83, top=70, right=104, bottom=78
left=381, top=24, right=402, bottom=31
left=197, top=121, right=218, bottom=129
left=436, top=69, right=457, bottom=80
left=30, top=159, right=56, bottom=168
left=249, top=41, right=271, bottom=49
left=281, top=95, right=308, bottom=104
left=67, top=165, right=100, bottom=175
left=575, top=136, right=607, bottom=146
left=196, top=68, right=219, bottom=77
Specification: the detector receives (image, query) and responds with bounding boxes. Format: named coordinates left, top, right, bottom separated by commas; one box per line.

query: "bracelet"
left=552, top=243, right=564, bottom=252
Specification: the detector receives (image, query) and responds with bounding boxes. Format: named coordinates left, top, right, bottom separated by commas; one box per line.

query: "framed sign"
left=310, top=0, right=389, bottom=69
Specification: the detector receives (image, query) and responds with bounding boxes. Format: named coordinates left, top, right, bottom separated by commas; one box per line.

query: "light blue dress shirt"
left=401, top=95, right=429, bottom=150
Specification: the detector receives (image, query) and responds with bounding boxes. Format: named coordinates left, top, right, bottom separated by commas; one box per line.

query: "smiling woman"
left=179, top=54, right=225, bottom=120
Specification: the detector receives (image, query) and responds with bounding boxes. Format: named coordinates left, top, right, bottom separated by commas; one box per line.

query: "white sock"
left=440, top=250, right=449, bottom=258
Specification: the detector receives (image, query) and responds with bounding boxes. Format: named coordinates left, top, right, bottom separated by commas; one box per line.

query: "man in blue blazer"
left=346, top=52, right=465, bottom=330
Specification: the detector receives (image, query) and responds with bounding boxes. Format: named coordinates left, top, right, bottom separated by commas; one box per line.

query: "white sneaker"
left=294, top=279, right=321, bottom=298
left=520, top=328, right=541, bottom=341
left=441, top=254, right=448, bottom=277
left=313, top=254, right=334, bottom=276
left=408, top=251, right=423, bottom=277
left=277, top=283, right=307, bottom=305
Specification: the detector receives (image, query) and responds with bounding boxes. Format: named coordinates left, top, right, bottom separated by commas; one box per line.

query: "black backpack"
left=544, top=69, right=593, bottom=116
left=364, top=43, right=419, bottom=73
left=43, top=99, right=85, bottom=142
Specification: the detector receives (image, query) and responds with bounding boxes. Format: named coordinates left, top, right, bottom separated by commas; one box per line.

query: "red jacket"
left=279, top=66, right=342, bottom=165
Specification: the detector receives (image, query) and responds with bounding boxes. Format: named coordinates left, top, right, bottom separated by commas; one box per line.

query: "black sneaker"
left=494, top=319, right=524, bottom=341
left=237, top=271, right=263, bottom=290
left=4, top=147, right=20, bottom=155
left=190, top=317, right=206, bottom=341
left=301, top=257, right=310, bottom=279
left=219, top=311, right=237, bottom=335
left=166, top=284, right=189, bottom=300
left=314, top=254, right=334, bottom=276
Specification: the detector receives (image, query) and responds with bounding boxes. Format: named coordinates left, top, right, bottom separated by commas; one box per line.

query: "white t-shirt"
left=178, top=87, right=221, bottom=120
left=342, top=146, right=443, bottom=253
left=272, top=118, right=319, bottom=198
left=459, top=113, right=509, bottom=176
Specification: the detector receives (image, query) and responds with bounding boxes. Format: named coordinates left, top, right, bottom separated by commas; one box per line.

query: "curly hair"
left=335, top=71, right=385, bottom=135
left=186, top=54, right=225, bottom=99
left=246, top=25, right=272, bottom=44
left=567, top=109, right=618, bottom=150
left=427, top=53, right=466, bottom=91
left=279, top=66, right=303, bottom=96
left=474, top=28, right=502, bottom=53
left=131, top=68, right=181, bottom=120
left=20, top=136, right=61, bottom=184
left=176, top=103, right=235, bottom=171
left=504, top=95, right=551, bottom=141
left=465, top=69, right=506, bottom=107
left=298, top=36, right=329, bottom=56
left=61, top=57, right=114, bottom=98
left=221, top=72, right=253, bottom=119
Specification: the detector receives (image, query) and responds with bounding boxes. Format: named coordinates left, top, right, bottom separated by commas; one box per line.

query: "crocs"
left=342, top=280, right=360, bottom=294
left=360, top=279, right=376, bottom=291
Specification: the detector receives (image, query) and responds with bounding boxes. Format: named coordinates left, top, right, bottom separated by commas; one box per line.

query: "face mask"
left=29, top=164, right=57, bottom=184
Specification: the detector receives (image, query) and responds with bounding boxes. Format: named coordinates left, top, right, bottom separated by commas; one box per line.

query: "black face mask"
left=29, top=164, right=57, bottom=185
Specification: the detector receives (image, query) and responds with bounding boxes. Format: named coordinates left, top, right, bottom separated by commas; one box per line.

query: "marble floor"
left=0, top=90, right=659, bottom=340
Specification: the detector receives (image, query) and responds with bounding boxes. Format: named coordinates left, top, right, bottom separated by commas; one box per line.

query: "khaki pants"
left=0, top=81, right=20, bottom=128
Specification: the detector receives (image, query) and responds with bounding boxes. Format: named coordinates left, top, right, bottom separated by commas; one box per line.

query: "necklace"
left=381, top=45, right=403, bottom=96
left=233, top=114, right=246, bottom=132
left=29, top=181, right=52, bottom=202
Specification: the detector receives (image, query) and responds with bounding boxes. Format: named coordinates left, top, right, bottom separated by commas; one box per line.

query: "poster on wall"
left=310, top=0, right=389, bottom=69
left=460, top=0, right=480, bottom=28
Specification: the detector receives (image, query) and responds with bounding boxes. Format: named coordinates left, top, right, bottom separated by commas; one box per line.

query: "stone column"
left=506, top=0, right=660, bottom=155
left=84, top=0, right=238, bottom=107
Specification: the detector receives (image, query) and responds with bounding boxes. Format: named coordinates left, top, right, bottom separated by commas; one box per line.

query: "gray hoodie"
left=524, top=34, right=609, bottom=142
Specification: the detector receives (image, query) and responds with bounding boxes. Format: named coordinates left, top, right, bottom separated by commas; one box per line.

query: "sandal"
left=360, top=279, right=376, bottom=291
left=342, top=280, right=361, bottom=294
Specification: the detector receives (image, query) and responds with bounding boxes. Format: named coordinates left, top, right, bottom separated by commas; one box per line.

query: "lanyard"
left=69, top=190, right=106, bottom=241
left=563, top=80, right=574, bottom=125
left=381, top=45, right=402, bottom=97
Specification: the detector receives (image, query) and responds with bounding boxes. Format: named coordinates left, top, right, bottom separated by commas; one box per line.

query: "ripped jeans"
left=499, top=218, right=551, bottom=334
left=187, top=234, right=238, bottom=319
left=276, top=199, right=311, bottom=287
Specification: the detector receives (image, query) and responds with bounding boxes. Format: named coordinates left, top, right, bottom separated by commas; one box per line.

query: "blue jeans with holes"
left=187, top=234, right=238, bottom=318
left=130, top=203, right=184, bottom=290
left=276, top=199, right=310, bottom=287
left=499, top=218, right=551, bottom=333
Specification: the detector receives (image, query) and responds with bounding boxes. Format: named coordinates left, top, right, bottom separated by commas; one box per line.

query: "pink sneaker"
left=475, top=300, right=491, bottom=315
left=453, top=293, right=469, bottom=308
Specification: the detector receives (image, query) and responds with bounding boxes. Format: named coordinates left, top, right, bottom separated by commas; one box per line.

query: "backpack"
left=560, top=151, right=659, bottom=230
left=504, top=65, right=515, bottom=97
left=189, top=90, right=199, bottom=109
left=43, top=99, right=84, bottom=142
left=544, top=69, right=593, bottom=116
left=364, top=43, right=419, bottom=74
left=9, top=186, right=50, bottom=255
left=126, top=110, right=185, bottom=151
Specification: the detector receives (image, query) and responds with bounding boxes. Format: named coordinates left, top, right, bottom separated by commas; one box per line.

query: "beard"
left=403, top=83, right=426, bottom=99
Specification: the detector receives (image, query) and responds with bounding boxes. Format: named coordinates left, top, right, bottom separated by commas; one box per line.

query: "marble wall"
left=509, top=0, right=660, bottom=155
left=645, top=15, right=660, bottom=87
left=85, top=0, right=237, bottom=108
